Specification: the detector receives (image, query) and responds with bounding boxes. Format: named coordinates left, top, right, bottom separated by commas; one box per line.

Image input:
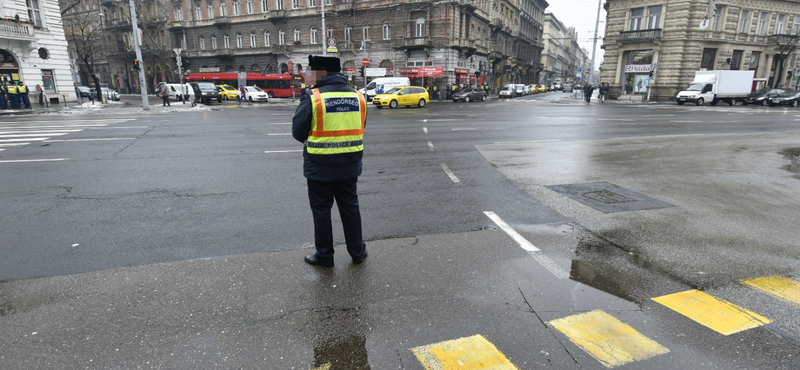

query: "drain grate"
left=546, top=182, right=673, bottom=213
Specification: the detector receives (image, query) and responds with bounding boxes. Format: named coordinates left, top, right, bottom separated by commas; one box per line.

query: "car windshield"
left=384, top=87, right=403, bottom=94
left=219, top=85, right=234, bottom=90
left=686, top=83, right=706, bottom=91
left=777, top=91, right=799, bottom=97
left=245, top=86, right=259, bottom=92
left=197, top=83, right=216, bottom=89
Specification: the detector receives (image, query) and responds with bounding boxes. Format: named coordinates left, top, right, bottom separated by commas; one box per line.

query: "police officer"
left=0, top=81, right=7, bottom=110
left=7, top=81, right=19, bottom=109
left=292, top=55, right=368, bottom=267
left=17, top=81, right=31, bottom=109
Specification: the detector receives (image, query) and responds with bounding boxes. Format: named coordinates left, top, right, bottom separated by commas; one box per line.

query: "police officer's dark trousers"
left=0, top=93, right=6, bottom=109
left=307, top=177, right=365, bottom=260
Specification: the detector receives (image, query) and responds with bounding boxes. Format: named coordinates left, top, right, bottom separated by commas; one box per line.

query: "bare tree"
left=60, top=0, right=107, bottom=102
left=769, top=33, right=800, bottom=89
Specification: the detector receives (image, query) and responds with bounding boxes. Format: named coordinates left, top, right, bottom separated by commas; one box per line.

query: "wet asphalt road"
left=1, top=93, right=800, bottom=369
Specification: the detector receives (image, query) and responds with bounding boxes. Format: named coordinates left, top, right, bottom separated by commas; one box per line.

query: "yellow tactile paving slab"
left=548, top=310, right=669, bottom=368
left=411, top=334, right=520, bottom=370
left=652, top=289, right=771, bottom=335
left=742, top=275, right=800, bottom=306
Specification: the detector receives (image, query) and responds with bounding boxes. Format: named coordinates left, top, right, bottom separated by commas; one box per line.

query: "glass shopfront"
left=622, top=50, right=653, bottom=95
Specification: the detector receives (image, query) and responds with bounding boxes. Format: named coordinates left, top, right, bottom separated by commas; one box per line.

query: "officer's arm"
left=291, top=93, right=313, bottom=143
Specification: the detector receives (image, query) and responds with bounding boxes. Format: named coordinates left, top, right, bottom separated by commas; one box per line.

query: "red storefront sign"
left=399, top=67, right=443, bottom=78
left=454, top=67, right=470, bottom=75
left=0, top=62, right=19, bottom=69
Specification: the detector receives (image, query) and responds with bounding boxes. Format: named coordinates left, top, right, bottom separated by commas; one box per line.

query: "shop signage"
left=454, top=68, right=470, bottom=75
left=0, top=62, right=19, bottom=69
left=625, top=64, right=652, bottom=73
left=365, top=67, right=386, bottom=77
left=399, top=67, right=443, bottom=78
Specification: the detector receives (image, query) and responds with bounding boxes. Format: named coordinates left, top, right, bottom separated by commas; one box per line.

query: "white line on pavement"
left=440, top=163, right=460, bottom=183
left=670, top=120, right=703, bottom=123
left=598, top=118, right=634, bottom=122
left=0, top=133, right=68, bottom=138
left=0, top=138, right=48, bottom=142
left=44, top=138, right=136, bottom=142
left=428, top=141, right=435, bottom=151
left=0, top=158, right=69, bottom=163
left=423, top=127, right=428, bottom=134
left=483, top=211, right=570, bottom=279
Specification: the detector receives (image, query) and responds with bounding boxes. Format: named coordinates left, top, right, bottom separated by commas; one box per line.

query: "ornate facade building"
left=2, top=0, right=76, bottom=102
left=166, top=0, right=548, bottom=91
left=602, top=0, right=800, bottom=101
left=540, top=12, right=589, bottom=87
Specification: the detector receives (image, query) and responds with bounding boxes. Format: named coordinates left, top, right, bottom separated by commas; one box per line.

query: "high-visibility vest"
left=7, top=85, right=18, bottom=94
left=17, top=85, right=27, bottom=93
left=306, top=88, right=366, bottom=155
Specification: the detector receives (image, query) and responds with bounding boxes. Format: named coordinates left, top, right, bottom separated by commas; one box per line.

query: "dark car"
left=190, top=82, right=222, bottom=104
left=743, top=88, right=785, bottom=106
left=452, top=87, right=487, bottom=102
left=75, top=86, right=91, bottom=98
left=768, top=90, right=800, bottom=107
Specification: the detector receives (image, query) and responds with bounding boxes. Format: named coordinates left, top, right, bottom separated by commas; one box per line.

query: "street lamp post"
left=588, top=0, right=602, bottom=86
left=129, top=0, right=149, bottom=110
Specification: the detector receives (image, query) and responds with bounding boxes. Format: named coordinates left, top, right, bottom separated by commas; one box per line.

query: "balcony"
left=770, top=33, right=800, bottom=45
left=105, top=19, right=131, bottom=30
left=269, top=10, right=289, bottom=23
left=214, top=16, right=232, bottom=29
left=397, top=37, right=431, bottom=49
left=458, top=0, right=477, bottom=11
left=618, top=29, right=662, bottom=42
left=0, top=19, right=35, bottom=41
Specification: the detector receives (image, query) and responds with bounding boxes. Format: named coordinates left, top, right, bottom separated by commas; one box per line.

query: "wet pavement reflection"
left=780, top=147, right=800, bottom=178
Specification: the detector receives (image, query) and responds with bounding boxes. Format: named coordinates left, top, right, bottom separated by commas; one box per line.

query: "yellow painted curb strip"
left=652, top=289, right=770, bottom=335
left=742, top=275, right=800, bottom=306
left=548, top=310, right=669, bottom=368
left=412, top=334, right=520, bottom=370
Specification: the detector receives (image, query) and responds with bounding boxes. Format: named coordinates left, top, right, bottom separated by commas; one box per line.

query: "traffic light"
left=474, top=71, right=481, bottom=77
left=358, top=66, right=365, bottom=78
left=133, top=60, right=141, bottom=70
left=649, top=70, right=654, bottom=78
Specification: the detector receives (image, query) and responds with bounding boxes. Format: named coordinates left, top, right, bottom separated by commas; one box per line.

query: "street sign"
left=361, top=58, right=370, bottom=66
left=173, top=48, right=182, bottom=56
left=327, top=37, right=336, bottom=47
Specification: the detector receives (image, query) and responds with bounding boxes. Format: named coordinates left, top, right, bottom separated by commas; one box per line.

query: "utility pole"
left=174, top=48, right=184, bottom=104
left=321, top=0, right=326, bottom=56
left=129, top=0, right=149, bottom=110
left=588, top=0, right=602, bottom=86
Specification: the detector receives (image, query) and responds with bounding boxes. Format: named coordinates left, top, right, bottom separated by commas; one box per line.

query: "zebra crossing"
left=0, top=118, right=135, bottom=156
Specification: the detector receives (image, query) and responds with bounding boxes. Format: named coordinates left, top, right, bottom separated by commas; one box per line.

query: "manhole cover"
left=581, top=190, right=635, bottom=204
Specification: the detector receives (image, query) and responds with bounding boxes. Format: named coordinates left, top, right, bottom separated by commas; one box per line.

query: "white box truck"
left=675, top=70, right=754, bottom=106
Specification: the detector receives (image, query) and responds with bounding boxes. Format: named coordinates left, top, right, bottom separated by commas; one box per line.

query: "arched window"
left=382, top=22, right=390, bottom=40
left=278, top=29, right=285, bottom=45
left=211, top=34, right=218, bottom=49
left=199, top=35, right=206, bottom=50
left=220, top=1, right=227, bottom=16
left=415, top=17, right=425, bottom=37
left=207, top=0, right=214, bottom=18
left=264, top=31, right=271, bottom=46
left=293, top=28, right=301, bottom=43
left=223, top=34, right=230, bottom=48
left=261, top=0, right=268, bottom=12
left=250, top=31, right=256, bottom=47
left=251, top=63, right=260, bottom=71
left=233, top=0, right=240, bottom=15
left=310, top=27, right=317, bottom=44
left=344, top=24, right=351, bottom=42
left=246, top=0, right=253, bottom=14
left=236, top=32, right=243, bottom=48
left=362, top=23, right=370, bottom=40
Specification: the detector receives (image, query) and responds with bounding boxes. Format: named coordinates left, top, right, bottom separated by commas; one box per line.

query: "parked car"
left=499, top=84, right=516, bottom=98
left=551, top=82, right=563, bottom=91
left=189, top=82, right=222, bottom=104
left=514, top=84, right=526, bottom=96
left=563, top=83, right=573, bottom=92
left=217, top=84, right=238, bottom=100
left=372, top=86, right=429, bottom=108
left=90, top=87, right=120, bottom=101
left=75, top=86, right=91, bottom=98
left=452, top=87, right=487, bottom=102
left=537, top=84, right=548, bottom=93
left=236, top=86, right=269, bottom=102
left=768, top=90, right=800, bottom=107
left=743, top=88, right=785, bottom=106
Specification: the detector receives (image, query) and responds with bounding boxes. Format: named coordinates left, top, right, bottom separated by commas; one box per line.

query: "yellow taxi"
left=372, top=85, right=429, bottom=108
left=528, top=84, right=539, bottom=94
left=536, top=84, right=548, bottom=93
left=217, top=84, right=239, bottom=100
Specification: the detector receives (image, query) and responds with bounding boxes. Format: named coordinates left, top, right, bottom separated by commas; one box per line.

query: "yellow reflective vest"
left=17, top=85, right=27, bottom=93
left=306, top=89, right=366, bottom=155
left=7, top=85, right=18, bottom=94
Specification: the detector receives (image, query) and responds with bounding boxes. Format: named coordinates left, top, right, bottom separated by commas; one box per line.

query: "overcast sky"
left=545, top=0, right=607, bottom=70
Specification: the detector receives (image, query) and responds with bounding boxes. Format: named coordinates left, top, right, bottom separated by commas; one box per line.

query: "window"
left=264, top=31, right=270, bottom=46
left=730, top=50, right=743, bottom=70
left=250, top=32, right=256, bottom=47
left=26, top=0, right=43, bottom=27
left=739, top=10, right=750, bottom=33
left=382, top=23, right=390, bottom=40
left=344, top=25, right=351, bottom=42
left=325, top=0, right=332, bottom=5
left=711, top=5, right=722, bottom=31
left=326, top=28, right=333, bottom=38
left=294, top=28, right=301, bottom=43
left=629, top=7, right=644, bottom=31
left=309, top=0, right=316, bottom=6
left=777, top=14, right=786, bottom=34
left=701, top=48, right=716, bottom=69
left=757, top=12, right=767, bottom=35
left=278, top=29, right=285, bottom=45
left=247, top=0, right=253, bottom=14
left=310, top=27, right=318, bottom=44
left=208, top=1, right=214, bottom=18
left=236, top=33, right=243, bottom=48
left=292, top=0, right=299, bottom=9
left=200, top=36, right=206, bottom=50
left=261, top=0, right=268, bottom=12
left=195, top=3, right=202, bottom=19
left=224, top=34, right=230, bottom=48
left=220, top=1, right=227, bottom=16
left=233, top=0, right=240, bottom=15
left=275, top=0, right=283, bottom=10
left=749, top=51, right=760, bottom=70
left=646, top=5, right=662, bottom=29
left=362, top=24, right=370, bottom=40
left=415, top=17, right=425, bottom=37
left=794, top=23, right=800, bottom=35
left=211, top=34, right=218, bottom=49
left=175, top=7, right=183, bottom=21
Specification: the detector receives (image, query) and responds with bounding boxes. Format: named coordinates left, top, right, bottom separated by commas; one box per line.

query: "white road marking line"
left=598, top=118, right=634, bottom=121
left=0, top=129, right=82, bottom=134
left=0, top=158, right=69, bottom=163
left=425, top=119, right=461, bottom=121
left=428, top=140, right=435, bottom=151
left=423, top=127, right=428, bottom=134
left=422, top=119, right=428, bottom=123
left=643, top=114, right=676, bottom=117
left=440, top=163, right=460, bottom=183
left=484, top=211, right=570, bottom=279
left=264, top=150, right=302, bottom=153
left=0, top=138, right=48, bottom=142
left=0, top=133, right=69, bottom=138
left=670, top=120, right=703, bottom=123
left=44, top=138, right=136, bottom=142
left=0, top=143, right=28, bottom=147
left=267, top=133, right=292, bottom=135
left=451, top=128, right=477, bottom=131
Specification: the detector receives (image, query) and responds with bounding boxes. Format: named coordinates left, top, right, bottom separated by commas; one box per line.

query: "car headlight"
left=202, top=92, right=207, bottom=95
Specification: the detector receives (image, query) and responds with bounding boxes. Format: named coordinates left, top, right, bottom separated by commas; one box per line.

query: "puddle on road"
left=779, top=148, right=800, bottom=178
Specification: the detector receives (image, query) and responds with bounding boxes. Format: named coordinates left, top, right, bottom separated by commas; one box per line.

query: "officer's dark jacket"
left=292, top=72, right=365, bottom=182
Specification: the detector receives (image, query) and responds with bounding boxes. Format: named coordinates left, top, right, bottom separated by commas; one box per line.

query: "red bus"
left=184, top=72, right=301, bottom=98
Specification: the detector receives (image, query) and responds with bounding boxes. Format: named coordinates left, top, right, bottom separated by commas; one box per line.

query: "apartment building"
left=602, top=0, right=800, bottom=101
left=540, top=12, right=588, bottom=87
left=1, top=0, right=76, bottom=102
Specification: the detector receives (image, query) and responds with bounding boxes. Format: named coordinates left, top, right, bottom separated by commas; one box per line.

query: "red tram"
left=184, top=72, right=301, bottom=98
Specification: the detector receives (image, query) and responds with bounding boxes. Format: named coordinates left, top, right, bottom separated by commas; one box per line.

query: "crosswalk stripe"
left=651, top=289, right=770, bottom=335
left=0, top=133, right=68, bottom=138
left=412, top=334, right=519, bottom=370
left=548, top=310, right=669, bottom=368
left=742, top=275, right=800, bottom=306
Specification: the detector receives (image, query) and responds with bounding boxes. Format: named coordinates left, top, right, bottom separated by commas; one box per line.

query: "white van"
left=157, top=82, right=188, bottom=101
left=359, top=77, right=411, bottom=101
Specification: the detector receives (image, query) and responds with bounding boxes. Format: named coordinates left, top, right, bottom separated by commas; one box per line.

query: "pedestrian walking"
left=598, top=83, right=609, bottom=103
left=0, top=82, right=7, bottom=110
left=184, top=83, right=196, bottom=106
left=238, top=84, right=250, bottom=105
left=36, top=84, right=44, bottom=105
left=292, top=55, right=368, bottom=268
left=586, top=84, right=595, bottom=104
left=158, top=83, right=171, bottom=106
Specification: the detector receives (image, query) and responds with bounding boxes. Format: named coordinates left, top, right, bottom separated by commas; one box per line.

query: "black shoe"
left=352, top=251, right=368, bottom=264
left=304, top=254, right=333, bottom=267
